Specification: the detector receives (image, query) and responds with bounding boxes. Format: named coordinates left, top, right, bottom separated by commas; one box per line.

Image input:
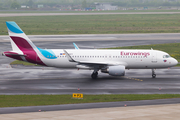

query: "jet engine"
left=101, top=66, right=125, bottom=76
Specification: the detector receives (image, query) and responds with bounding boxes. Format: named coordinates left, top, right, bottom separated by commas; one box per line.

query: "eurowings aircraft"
left=2, top=22, right=178, bottom=79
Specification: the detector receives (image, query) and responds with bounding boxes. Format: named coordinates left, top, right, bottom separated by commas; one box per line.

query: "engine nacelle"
left=101, top=66, right=125, bottom=76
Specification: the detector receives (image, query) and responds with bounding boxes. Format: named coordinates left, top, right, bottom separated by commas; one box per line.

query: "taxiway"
left=1, top=12, right=180, bottom=17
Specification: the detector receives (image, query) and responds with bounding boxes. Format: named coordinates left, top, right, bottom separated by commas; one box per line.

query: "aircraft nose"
left=172, top=58, right=178, bottom=66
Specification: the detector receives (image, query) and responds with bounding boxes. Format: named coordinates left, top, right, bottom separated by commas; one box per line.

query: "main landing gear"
left=91, top=71, right=98, bottom=79
left=152, top=69, right=156, bottom=78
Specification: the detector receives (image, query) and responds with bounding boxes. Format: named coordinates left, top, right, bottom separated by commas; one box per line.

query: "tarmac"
left=0, top=66, right=180, bottom=95
left=1, top=12, right=180, bottom=17
left=0, top=103, right=180, bottom=120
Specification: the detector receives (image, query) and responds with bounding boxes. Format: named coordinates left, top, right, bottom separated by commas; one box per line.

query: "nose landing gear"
left=152, top=69, right=156, bottom=78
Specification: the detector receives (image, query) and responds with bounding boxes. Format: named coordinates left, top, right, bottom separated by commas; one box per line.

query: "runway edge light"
left=72, top=93, right=83, bottom=99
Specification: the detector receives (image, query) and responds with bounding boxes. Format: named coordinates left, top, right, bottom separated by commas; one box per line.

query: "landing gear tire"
left=152, top=69, right=156, bottom=78
left=91, top=72, right=98, bottom=79
left=152, top=74, right=156, bottom=78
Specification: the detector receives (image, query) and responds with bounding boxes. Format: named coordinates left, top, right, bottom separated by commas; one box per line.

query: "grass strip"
left=1, top=14, right=180, bottom=35
left=10, top=60, right=40, bottom=66
left=0, top=94, right=180, bottom=107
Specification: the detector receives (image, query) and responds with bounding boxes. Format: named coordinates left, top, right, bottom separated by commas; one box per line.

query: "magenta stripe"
left=10, top=36, right=33, bottom=51
left=10, top=36, right=46, bottom=66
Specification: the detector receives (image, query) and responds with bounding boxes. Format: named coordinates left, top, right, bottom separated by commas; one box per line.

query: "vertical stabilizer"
left=5, top=21, right=46, bottom=66
left=6, top=21, right=37, bottom=52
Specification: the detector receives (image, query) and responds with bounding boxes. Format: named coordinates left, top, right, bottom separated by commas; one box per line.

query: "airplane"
left=2, top=21, right=178, bottom=79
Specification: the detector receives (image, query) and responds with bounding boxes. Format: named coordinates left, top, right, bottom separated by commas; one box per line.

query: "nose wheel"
left=152, top=69, right=156, bottom=78
left=152, top=74, right=156, bottom=78
left=91, top=71, right=98, bottom=79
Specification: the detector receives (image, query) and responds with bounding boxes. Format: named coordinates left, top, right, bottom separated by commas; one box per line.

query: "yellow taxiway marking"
left=123, top=77, right=143, bottom=82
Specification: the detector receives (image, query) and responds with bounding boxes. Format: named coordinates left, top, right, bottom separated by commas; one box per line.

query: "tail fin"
left=6, top=21, right=37, bottom=52
left=5, top=21, right=46, bottom=66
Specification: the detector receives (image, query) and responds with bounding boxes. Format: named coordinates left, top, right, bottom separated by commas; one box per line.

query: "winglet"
left=63, top=50, right=76, bottom=62
left=73, top=43, right=80, bottom=49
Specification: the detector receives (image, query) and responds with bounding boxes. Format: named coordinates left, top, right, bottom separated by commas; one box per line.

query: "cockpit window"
left=163, top=55, right=171, bottom=58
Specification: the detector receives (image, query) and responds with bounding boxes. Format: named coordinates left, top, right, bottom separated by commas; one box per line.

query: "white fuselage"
left=37, top=49, right=178, bottom=69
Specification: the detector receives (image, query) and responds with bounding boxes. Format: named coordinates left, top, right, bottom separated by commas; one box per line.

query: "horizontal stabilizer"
left=3, top=52, right=25, bottom=56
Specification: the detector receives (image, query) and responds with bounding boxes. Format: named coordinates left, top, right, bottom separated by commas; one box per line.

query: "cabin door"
left=152, top=51, right=157, bottom=63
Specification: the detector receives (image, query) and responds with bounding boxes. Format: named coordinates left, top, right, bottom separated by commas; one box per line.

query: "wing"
left=73, top=43, right=80, bottom=50
left=63, top=50, right=127, bottom=69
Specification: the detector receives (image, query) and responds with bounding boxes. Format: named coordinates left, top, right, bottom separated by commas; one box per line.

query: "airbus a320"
left=2, top=22, right=178, bottom=79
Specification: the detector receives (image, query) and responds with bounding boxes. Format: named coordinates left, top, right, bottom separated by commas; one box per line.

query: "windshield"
left=163, top=55, right=171, bottom=58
